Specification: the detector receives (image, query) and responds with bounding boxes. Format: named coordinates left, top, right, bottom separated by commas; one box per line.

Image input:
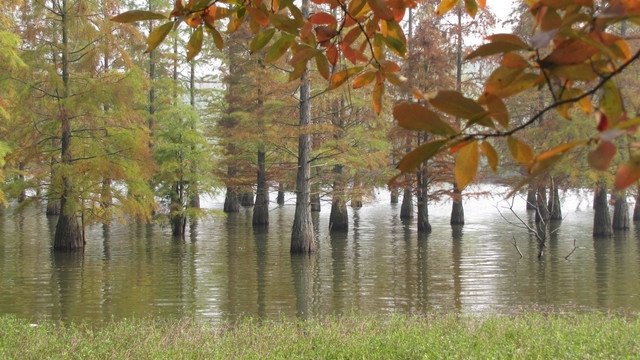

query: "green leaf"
left=429, top=90, right=487, bottom=120
left=393, top=102, right=457, bottom=136
left=111, top=10, right=167, bottom=23
left=250, top=28, right=276, bottom=53
left=601, top=80, right=623, bottom=125
left=264, top=34, right=294, bottom=64
left=455, top=141, right=479, bottom=190
left=396, top=139, right=448, bottom=173
left=270, top=14, right=299, bottom=35
left=466, top=42, right=528, bottom=60
left=464, top=0, right=478, bottom=17
left=186, top=27, right=204, bottom=61
left=205, top=24, right=224, bottom=50
left=315, top=54, right=331, bottom=80
left=145, top=22, right=174, bottom=53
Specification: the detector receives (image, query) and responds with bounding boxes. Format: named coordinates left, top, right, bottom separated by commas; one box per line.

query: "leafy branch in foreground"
left=112, top=0, right=640, bottom=191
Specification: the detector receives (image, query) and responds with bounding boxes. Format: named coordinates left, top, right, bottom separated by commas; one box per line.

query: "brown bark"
left=53, top=0, right=83, bottom=251
left=612, top=191, right=629, bottom=230
left=593, top=185, right=613, bottom=237
left=535, top=186, right=550, bottom=224
left=290, top=8, right=315, bottom=253
left=277, top=183, right=285, bottom=205
left=450, top=183, right=464, bottom=226
left=400, top=188, right=413, bottom=219
left=329, top=165, right=348, bottom=231
left=252, top=149, right=269, bottom=226
left=241, top=191, right=254, bottom=207
left=633, top=193, right=640, bottom=221
left=526, top=188, right=536, bottom=210
left=548, top=181, right=562, bottom=221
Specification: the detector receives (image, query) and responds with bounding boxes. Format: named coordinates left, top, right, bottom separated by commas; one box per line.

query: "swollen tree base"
left=329, top=197, right=348, bottom=231
left=612, top=192, right=629, bottom=230
left=400, top=189, right=413, bottom=219
left=53, top=212, right=84, bottom=251
left=593, top=185, right=612, bottom=237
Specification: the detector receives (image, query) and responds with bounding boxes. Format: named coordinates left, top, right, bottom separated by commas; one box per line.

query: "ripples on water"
left=0, top=187, right=639, bottom=323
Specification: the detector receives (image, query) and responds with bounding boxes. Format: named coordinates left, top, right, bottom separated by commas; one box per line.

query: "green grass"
left=1, top=313, right=639, bottom=359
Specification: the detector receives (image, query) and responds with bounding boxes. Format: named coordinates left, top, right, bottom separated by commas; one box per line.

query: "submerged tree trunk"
left=290, top=16, right=315, bottom=253
left=417, top=175, right=431, bottom=233
left=548, top=181, right=562, bottom=221
left=53, top=0, right=83, bottom=251
left=400, top=188, right=413, bottom=219
left=526, top=188, right=536, bottom=210
left=223, top=183, right=240, bottom=213
left=241, top=191, right=254, bottom=207
left=633, top=192, right=640, bottom=221
left=535, top=186, right=550, bottom=224
left=612, top=191, right=629, bottom=230
left=593, top=185, right=613, bottom=237
left=329, top=165, right=348, bottom=231
left=390, top=188, right=399, bottom=204
left=252, top=149, right=269, bottom=226
left=277, top=183, right=285, bottom=205
left=450, top=183, right=464, bottom=226
left=311, top=185, right=321, bottom=212
left=170, top=183, right=186, bottom=237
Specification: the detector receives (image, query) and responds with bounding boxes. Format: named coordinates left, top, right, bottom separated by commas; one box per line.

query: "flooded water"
left=1, top=187, right=639, bottom=323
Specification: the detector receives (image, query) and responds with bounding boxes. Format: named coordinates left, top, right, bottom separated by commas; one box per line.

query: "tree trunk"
left=329, top=165, right=348, bottom=231
left=290, top=12, right=315, bottom=253
left=400, top=188, right=413, bottom=219
left=277, top=183, right=285, bottom=205
left=241, top=191, right=254, bottom=207
left=548, top=181, right=562, bottom=221
left=53, top=0, right=83, bottom=251
left=450, top=183, right=464, bottom=225
left=526, top=188, right=536, bottom=210
left=633, top=193, right=640, bottom=221
left=417, top=134, right=431, bottom=233
left=390, top=188, right=399, bottom=204
left=311, top=186, right=321, bottom=212
left=252, top=149, right=269, bottom=226
left=535, top=186, right=550, bottom=224
left=593, top=184, right=613, bottom=237
left=224, top=185, right=240, bottom=213
left=612, top=191, right=629, bottom=230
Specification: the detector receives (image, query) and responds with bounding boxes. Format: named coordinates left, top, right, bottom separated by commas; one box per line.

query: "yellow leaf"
left=186, top=26, right=204, bottom=61
left=466, top=42, right=527, bottom=60
left=481, top=141, right=498, bottom=172
left=353, top=71, right=376, bottom=89
left=529, top=141, right=584, bottom=175
left=373, top=82, right=384, bottom=115
left=455, top=141, right=479, bottom=190
left=435, top=0, right=458, bottom=16
left=393, top=102, right=457, bottom=136
left=601, top=80, right=623, bottom=125
left=396, top=139, right=448, bottom=173
left=429, top=90, right=487, bottom=120
left=484, top=94, right=509, bottom=128
left=205, top=24, right=224, bottom=50
left=145, top=22, right=173, bottom=53
left=507, top=136, right=534, bottom=166
left=111, top=10, right=167, bottom=23
left=327, top=66, right=363, bottom=90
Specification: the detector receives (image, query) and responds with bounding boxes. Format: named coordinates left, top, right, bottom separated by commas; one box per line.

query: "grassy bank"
left=1, top=313, right=638, bottom=359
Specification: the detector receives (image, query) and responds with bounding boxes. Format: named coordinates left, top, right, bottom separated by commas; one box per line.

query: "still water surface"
left=1, top=187, right=639, bottom=323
